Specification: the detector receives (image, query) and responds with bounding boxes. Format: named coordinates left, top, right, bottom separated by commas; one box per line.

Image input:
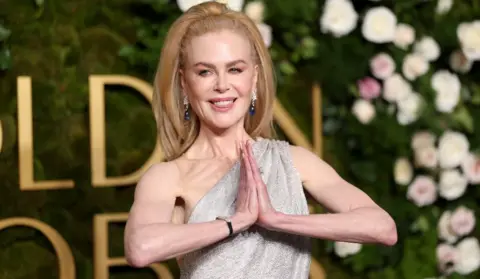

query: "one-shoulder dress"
left=179, top=138, right=312, bottom=279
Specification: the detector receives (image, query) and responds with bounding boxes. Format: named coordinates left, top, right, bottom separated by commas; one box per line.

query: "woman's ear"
left=253, top=65, right=259, bottom=90
left=178, top=69, right=186, bottom=91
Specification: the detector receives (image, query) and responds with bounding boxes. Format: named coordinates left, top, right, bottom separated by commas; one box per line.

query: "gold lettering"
left=310, top=257, right=327, bottom=279
left=93, top=213, right=173, bottom=279
left=312, top=83, right=322, bottom=158
left=0, top=217, right=75, bottom=279
left=17, top=76, right=75, bottom=190
left=0, top=119, right=3, bottom=153
left=273, top=83, right=322, bottom=157
left=89, top=75, right=163, bottom=187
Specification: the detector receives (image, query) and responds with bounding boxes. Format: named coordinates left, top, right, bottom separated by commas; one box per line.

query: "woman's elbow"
left=125, top=234, right=161, bottom=268
left=125, top=240, right=150, bottom=268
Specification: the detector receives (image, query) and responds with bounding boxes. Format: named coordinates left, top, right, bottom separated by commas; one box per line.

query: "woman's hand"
left=244, top=141, right=280, bottom=230
left=232, top=142, right=259, bottom=233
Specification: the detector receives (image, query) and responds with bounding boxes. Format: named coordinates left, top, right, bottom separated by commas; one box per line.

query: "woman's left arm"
left=265, top=145, right=397, bottom=246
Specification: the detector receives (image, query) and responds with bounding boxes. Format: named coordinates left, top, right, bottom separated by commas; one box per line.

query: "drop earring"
left=249, top=89, right=257, bottom=116
left=183, top=95, right=190, bottom=121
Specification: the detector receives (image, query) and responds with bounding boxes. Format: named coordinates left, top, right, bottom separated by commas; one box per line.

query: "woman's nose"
left=214, top=73, right=230, bottom=93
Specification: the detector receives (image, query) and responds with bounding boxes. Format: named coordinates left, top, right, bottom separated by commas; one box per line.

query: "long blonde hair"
left=153, top=1, right=276, bottom=161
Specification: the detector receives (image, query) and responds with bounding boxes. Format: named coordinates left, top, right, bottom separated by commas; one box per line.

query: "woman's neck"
left=185, top=123, right=253, bottom=160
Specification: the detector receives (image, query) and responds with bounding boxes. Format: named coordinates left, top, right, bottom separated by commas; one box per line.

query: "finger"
left=246, top=141, right=263, bottom=184
left=243, top=143, right=254, bottom=185
left=239, top=144, right=245, bottom=184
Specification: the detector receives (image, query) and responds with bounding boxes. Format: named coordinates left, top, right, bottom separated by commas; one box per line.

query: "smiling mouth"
left=208, top=98, right=237, bottom=107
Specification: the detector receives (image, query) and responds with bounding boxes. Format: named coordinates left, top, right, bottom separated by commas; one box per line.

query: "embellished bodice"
left=179, top=139, right=311, bottom=279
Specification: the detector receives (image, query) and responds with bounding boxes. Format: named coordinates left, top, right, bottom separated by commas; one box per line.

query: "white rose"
left=431, top=70, right=461, bottom=113
left=455, top=237, right=480, bottom=275
left=450, top=206, right=476, bottom=236
left=320, top=0, right=358, bottom=38
left=415, top=146, right=438, bottom=169
left=334, top=241, right=362, bottom=258
left=449, top=49, right=473, bottom=74
left=383, top=73, right=412, bottom=103
left=394, top=157, right=413, bottom=185
left=407, top=175, right=437, bottom=207
left=257, top=23, right=272, bottom=47
left=438, top=211, right=458, bottom=244
left=244, top=1, right=264, bottom=23
left=396, top=92, right=423, bottom=125
left=439, top=169, right=468, bottom=200
left=402, top=53, right=429, bottom=81
left=457, top=21, right=480, bottom=61
left=177, top=0, right=244, bottom=12
left=461, top=153, right=480, bottom=184
left=393, top=23, right=415, bottom=50
left=361, top=6, right=397, bottom=43
left=352, top=99, right=375, bottom=124
left=437, top=131, right=469, bottom=168
left=414, top=36, right=441, bottom=61
left=411, top=131, right=436, bottom=150
left=436, top=0, right=453, bottom=15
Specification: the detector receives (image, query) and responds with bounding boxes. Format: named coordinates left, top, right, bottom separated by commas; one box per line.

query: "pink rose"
left=357, top=77, right=381, bottom=100
left=437, top=243, right=458, bottom=275
left=407, top=175, right=437, bottom=207
left=450, top=206, right=476, bottom=236
left=370, top=53, right=396, bottom=80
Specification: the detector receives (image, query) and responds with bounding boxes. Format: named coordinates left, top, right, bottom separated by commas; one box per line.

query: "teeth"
left=213, top=100, right=233, bottom=107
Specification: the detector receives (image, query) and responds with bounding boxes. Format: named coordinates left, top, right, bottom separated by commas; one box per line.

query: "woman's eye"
left=229, top=68, right=243, bottom=73
left=198, top=70, right=210, bottom=76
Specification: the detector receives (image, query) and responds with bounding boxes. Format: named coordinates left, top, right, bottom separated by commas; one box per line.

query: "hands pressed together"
left=233, top=141, right=280, bottom=232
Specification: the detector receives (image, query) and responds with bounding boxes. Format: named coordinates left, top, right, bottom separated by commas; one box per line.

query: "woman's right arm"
left=124, top=162, right=250, bottom=267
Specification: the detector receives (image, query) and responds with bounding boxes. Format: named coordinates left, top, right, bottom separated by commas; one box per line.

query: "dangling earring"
left=249, top=89, right=257, bottom=116
left=183, top=95, right=190, bottom=121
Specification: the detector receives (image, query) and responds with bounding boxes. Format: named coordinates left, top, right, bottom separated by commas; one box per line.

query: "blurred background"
left=1, top=0, right=480, bottom=278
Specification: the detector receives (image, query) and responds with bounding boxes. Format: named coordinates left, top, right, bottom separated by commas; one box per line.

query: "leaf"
left=35, top=0, right=44, bottom=7
left=0, top=25, right=11, bottom=41
left=452, top=105, right=474, bottom=133
left=410, top=215, right=429, bottom=233
left=471, top=86, right=480, bottom=105
left=278, top=60, right=296, bottom=75
left=0, top=47, right=11, bottom=70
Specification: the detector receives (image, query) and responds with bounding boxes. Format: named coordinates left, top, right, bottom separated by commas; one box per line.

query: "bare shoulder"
left=126, top=162, right=182, bottom=228
left=134, top=161, right=181, bottom=202
left=288, top=145, right=341, bottom=185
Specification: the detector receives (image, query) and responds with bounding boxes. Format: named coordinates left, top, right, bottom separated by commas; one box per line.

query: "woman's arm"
left=266, top=146, right=397, bottom=246
left=124, top=163, right=250, bottom=267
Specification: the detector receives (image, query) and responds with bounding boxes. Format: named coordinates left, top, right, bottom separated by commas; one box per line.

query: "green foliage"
left=0, top=0, right=178, bottom=278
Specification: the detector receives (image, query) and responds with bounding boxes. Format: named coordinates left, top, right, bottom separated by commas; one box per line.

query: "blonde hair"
left=152, top=1, right=276, bottom=161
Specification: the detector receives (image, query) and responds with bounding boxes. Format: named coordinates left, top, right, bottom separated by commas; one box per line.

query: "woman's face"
left=180, top=30, right=258, bottom=131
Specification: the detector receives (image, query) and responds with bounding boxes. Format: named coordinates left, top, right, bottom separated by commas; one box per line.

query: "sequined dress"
left=179, top=139, right=312, bottom=279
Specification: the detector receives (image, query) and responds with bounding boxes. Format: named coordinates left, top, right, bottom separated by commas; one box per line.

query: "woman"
left=124, top=1, right=397, bottom=278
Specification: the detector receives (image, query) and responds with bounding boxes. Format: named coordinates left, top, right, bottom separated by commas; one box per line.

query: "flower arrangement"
left=123, top=0, right=480, bottom=277
left=317, top=0, right=480, bottom=277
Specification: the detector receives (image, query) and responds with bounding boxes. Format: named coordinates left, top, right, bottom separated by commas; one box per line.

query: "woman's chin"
left=204, top=115, right=245, bottom=131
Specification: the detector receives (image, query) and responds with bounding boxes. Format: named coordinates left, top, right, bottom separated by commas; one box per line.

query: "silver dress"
left=179, top=139, right=312, bottom=279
